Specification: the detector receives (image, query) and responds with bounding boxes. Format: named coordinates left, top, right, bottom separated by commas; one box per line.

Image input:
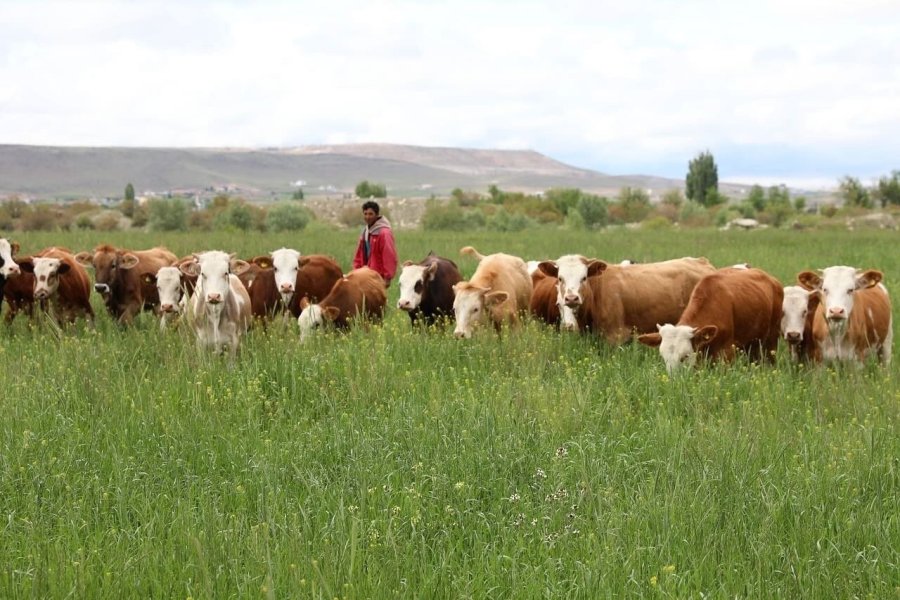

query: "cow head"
left=539, top=255, right=606, bottom=308
left=397, top=260, right=439, bottom=311
left=452, top=282, right=508, bottom=339
left=145, top=266, right=185, bottom=314
left=186, top=251, right=250, bottom=312
left=781, top=285, right=820, bottom=345
left=0, top=238, right=21, bottom=278
left=76, top=247, right=139, bottom=296
left=19, top=257, right=71, bottom=300
left=638, top=323, right=718, bottom=374
left=798, top=266, right=882, bottom=333
left=268, top=248, right=302, bottom=306
left=297, top=296, right=340, bottom=341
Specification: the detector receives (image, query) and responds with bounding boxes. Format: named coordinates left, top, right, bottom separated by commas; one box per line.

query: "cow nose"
left=94, top=283, right=110, bottom=294
left=785, top=331, right=801, bottom=343
left=207, top=293, right=222, bottom=304
left=454, top=330, right=468, bottom=339
left=161, top=303, right=174, bottom=313
left=562, top=322, right=578, bottom=332
left=280, top=283, right=294, bottom=293
left=828, top=307, right=846, bottom=319
left=564, top=294, right=580, bottom=307
left=397, top=300, right=410, bottom=310
left=35, top=290, right=48, bottom=299
left=7, top=265, right=19, bottom=276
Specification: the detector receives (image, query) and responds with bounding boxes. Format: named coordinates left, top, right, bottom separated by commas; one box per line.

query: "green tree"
left=838, top=176, right=872, bottom=208
left=291, top=188, right=305, bottom=201
left=147, top=198, right=188, bottom=231
left=576, top=195, right=608, bottom=229
left=266, top=203, right=311, bottom=232
left=544, top=188, right=583, bottom=216
left=355, top=181, right=387, bottom=199
left=617, top=187, right=652, bottom=223
left=747, top=185, right=766, bottom=212
left=121, top=183, right=136, bottom=218
left=874, top=171, right=900, bottom=207
left=685, top=151, right=719, bottom=206
left=487, top=184, right=503, bottom=203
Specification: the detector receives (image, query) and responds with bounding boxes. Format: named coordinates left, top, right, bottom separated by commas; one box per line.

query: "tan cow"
left=638, top=267, right=784, bottom=373
left=179, top=251, right=253, bottom=356
left=538, top=255, right=716, bottom=344
left=453, top=246, right=533, bottom=338
left=797, top=266, right=892, bottom=365
left=297, top=267, right=387, bottom=341
left=75, top=245, right=178, bottom=324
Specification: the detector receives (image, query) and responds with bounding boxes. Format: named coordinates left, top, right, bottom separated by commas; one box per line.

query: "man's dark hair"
left=361, top=201, right=380, bottom=214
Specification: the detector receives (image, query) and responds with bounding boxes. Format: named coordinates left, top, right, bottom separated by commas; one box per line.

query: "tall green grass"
left=0, top=227, right=897, bottom=598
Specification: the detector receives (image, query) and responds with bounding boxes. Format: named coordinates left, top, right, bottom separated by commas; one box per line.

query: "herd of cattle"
left=0, top=238, right=893, bottom=371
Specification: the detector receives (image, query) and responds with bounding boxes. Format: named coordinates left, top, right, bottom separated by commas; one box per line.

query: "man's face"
left=363, top=208, right=379, bottom=227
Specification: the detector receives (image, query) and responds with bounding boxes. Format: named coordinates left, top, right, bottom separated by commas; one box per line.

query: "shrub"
left=641, top=216, right=673, bottom=230
left=95, top=212, right=124, bottom=232
left=147, top=198, right=189, bottom=231
left=20, top=206, right=61, bottom=231
left=576, top=195, right=608, bottom=229
left=75, top=214, right=95, bottom=230
left=266, top=202, right=312, bottom=232
left=486, top=208, right=534, bottom=232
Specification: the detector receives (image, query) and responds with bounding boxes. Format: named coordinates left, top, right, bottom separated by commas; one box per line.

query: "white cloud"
left=0, top=0, right=898, bottom=181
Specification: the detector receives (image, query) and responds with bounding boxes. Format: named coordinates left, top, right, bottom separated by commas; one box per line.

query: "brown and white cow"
left=638, top=267, right=783, bottom=373
left=75, top=245, right=178, bottom=324
left=244, top=250, right=343, bottom=319
left=17, top=247, right=95, bottom=324
left=297, top=267, right=387, bottom=341
left=0, top=238, right=21, bottom=313
left=539, top=255, right=716, bottom=344
left=397, top=252, right=462, bottom=326
left=529, top=268, right=562, bottom=327
left=797, top=266, right=892, bottom=365
left=780, top=285, right=824, bottom=363
left=143, top=265, right=190, bottom=330
left=453, top=246, right=533, bottom=339
left=180, top=251, right=252, bottom=356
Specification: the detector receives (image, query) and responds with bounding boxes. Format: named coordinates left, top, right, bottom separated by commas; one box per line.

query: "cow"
left=529, top=268, right=561, bottom=327
left=142, top=266, right=190, bottom=330
left=780, top=285, right=823, bottom=363
left=797, top=266, right=892, bottom=366
left=0, top=238, right=21, bottom=313
left=17, top=247, right=95, bottom=324
left=397, top=252, right=462, bottom=326
left=244, top=250, right=343, bottom=319
left=75, top=245, right=178, bottom=324
left=297, top=267, right=387, bottom=341
left=179, top=251, right=253, bottom=356
left=453, top=246, right=533, bottom=339
left=637, top=267, right=784, bottom=373
left=538, top=255, right=716, bottom=344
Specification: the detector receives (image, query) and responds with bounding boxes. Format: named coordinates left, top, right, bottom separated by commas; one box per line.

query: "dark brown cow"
left=529, top=269, right=561, bottom=327
left=638, top=267, right=783, bottom=373
left=75, top=245, right=177, bottom=324
left=18, top=247, right=94, bottom=324
left=297, top=267, right=387, bottom=340
left=396, top=252, right=462, bottom=325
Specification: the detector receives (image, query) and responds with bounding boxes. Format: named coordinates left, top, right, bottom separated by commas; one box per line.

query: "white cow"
left=797, top=266, right=892, bottom=365
left=180, top=251, right=252, bottom=356
left=146, top=266, right=192, bottom=330
left=0, top=238, right=20, bottom=278
left=270, top=247, right=302, bottom=307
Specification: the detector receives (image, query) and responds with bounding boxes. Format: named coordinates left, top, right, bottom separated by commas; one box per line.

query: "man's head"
left=362, top=201, right=380, bottom=228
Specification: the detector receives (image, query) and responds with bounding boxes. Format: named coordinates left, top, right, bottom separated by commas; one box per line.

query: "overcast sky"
left=2, top=1, right=898, bottom=189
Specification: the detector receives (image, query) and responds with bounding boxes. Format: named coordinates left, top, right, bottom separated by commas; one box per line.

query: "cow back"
left=468, top=252, right=533, bottom=317
left=239, top=263, right=279, bottom=318
left=418, top=255, right=462, bottom=322
left=287, top=255, right=344, bottom=317
left=320, top=267, right=387, bottom=327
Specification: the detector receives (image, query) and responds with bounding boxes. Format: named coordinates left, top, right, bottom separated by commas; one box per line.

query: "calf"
left=453, top=246, right=533, bottom=338
left=797, top=266, right=892, bottom=365
left=780, top=285, right=823, bottom=363
left=297, top=267, right=387, bottom=341
left=539, top=255, right=716, bottom=344
left=180, top=251, right=252, bottom=356
left=397, top=252, right=462, bottom=326
left=17, top=247, right=94, bottom=324
left=143, top=266, right=190, bottom=330
left=75, top=245, right=178, bottom=324
left=637, top=268, right=783, bottom=373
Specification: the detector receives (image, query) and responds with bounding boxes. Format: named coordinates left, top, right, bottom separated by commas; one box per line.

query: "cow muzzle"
left=784, top=331, right=802, bottom=344
left=35, top=289, right=50, bottom=300
left=563, top=294, right=581, bottom=307
left=3, top=265, right=20, bottom=277
left=94, top=283, right=110, bottom=295
left=454, top=330, right=471, bottom=339
left=397, top=299, right=413, bottom=311
left=827, top=307, right=846, bottom=320
left=206, top=293, right=223, bottom=305
left=160, top=303, right=178, bottom=314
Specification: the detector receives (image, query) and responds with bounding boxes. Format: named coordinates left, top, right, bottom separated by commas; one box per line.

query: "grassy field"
left=1, top=226, right=898, bottom=598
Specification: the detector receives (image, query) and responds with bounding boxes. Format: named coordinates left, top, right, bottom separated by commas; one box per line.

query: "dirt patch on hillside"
left=304, top=197, right=432, bottom=230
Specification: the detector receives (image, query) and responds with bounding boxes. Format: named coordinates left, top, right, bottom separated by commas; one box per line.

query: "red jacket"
left=352, top=216, right=398, bottom=285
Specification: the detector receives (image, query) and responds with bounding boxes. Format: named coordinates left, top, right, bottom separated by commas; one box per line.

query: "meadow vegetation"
left=1, top=227, right=898, bottom=598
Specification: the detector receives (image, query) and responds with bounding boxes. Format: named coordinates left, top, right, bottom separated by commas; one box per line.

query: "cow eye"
left=846, top=288, right=853, bottom=294
left=473, top=307, right=479, bottom=313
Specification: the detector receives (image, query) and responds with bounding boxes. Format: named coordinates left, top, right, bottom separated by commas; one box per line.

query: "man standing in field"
left=353, top=200, right=398, bottom=287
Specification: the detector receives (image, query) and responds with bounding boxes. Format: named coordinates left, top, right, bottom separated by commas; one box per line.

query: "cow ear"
left=74, top=251, right=94, bottom=267
left=299, top=256, right=312, bottom=267
left=586, top=260, right=608, bottom=277
left=402, top=260, right=414, bottom=267
left=797, top=271, right=821, bottom=291
left=230, top=259, right=251, bottom=276
left=637, top=332, right=662, bottom=347
left=18, top=259, right=34, bottom=273
left=10, top=242, right=20, bottom=256
left=299, top=297, right=311, bottom=310
left=855, top=269, right=882, bottom=289
left=424, top=262, right=439, bottom=278
left=694, top=325, right=718, bottom=345
left=251, top=256, right=273, bottom=269
left=484, top=291, right=509, bottom=306
left=119, top=253, right=140, bottom=269
left=322, top=306, right=340, bottom=321
left=57, top=262, right=71, bottom=275
left=141, top=273, right=157, bottom=285
left=179, top=260, right=200, bottom=277
left=537, top=261, right=558, bottom=278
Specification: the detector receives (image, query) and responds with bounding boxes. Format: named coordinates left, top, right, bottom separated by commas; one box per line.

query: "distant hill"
left=0, top=143, right=694, bottom=200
